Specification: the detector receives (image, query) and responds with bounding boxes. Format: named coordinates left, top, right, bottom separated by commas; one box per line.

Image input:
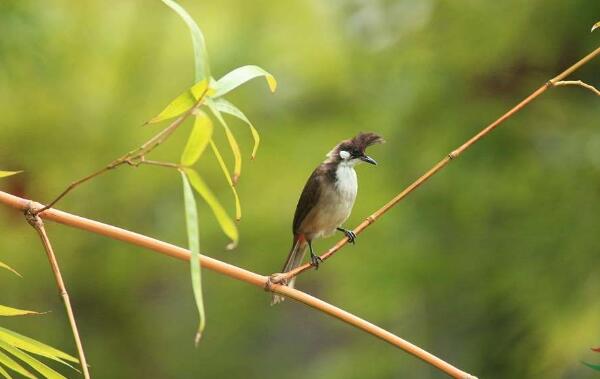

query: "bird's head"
left=327, top=132, right=385, bottom=166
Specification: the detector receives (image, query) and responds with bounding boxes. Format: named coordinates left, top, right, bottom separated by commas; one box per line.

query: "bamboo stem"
left=24, top=206, right=91, bottom=379
left=276, top=45, right=600, bottom=283
left=1, top=191, right=475, bottom=379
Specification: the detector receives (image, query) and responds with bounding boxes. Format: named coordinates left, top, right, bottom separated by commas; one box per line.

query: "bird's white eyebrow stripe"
left=339, top=150, right=350, bottom=159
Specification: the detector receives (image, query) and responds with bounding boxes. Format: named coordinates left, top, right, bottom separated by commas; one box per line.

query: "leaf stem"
left=24, top=205, right=90, bottom=379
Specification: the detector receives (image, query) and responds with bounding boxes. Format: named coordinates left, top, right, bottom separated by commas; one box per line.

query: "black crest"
left=350, top=132, right=385, bottom=152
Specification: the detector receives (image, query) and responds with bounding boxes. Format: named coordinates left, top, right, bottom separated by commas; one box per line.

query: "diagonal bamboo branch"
left=274, top=45, right=600, bottom=283
left=24, top=206, right=91, bottom=379
left=0, top=191, right=476, bottom=379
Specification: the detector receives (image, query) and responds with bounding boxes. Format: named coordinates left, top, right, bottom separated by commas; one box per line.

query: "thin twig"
left=273, top=45, right=600, bottom=283
left=24, top=204, right=91, bottom=379
left=35, top=86, right=209, bottom=214
left=553, top=80, right=600, bottom=96
left=0, top=191, right=476, bottom=379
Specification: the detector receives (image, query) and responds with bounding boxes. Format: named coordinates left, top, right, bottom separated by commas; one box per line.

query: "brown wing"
left=292, top=166, right=324, bottom=235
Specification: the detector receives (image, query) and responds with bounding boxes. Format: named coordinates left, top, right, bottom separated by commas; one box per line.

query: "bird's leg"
left=308, top=240, right=323, bottom=269
left=336, top=227, right=357, bottom=244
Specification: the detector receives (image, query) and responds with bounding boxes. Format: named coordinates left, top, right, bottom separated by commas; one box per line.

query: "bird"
left=271, top=132, right=384, bottom=305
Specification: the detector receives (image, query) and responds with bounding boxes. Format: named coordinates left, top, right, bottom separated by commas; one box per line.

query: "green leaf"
left=0, top=349, right=34, bottom=379
left=0, top=306, right=40, bottom=317
left=184, top=169, right=239, bottom=249
left=0, top=262, right=21, bottom=278
left=181, top=111, right=214, bottom=166
left=212, top=98, right=260, bottom=159
left=593, top=22, right=600, bottom=32
left=0, top=340, right=65, bottom=379
left=206, top=99, right=242, bottom=184
left=0, top=364, right=12, bottom=379
left=0, top=327, right=78, bottom=364
left=208, top=140, right=242, bottom=221
left=162, top=0, right=210, bottom=82
left=180, top=172, right=206, bottom=346
left=212, top=65, right=277, bottom=98
left=583, top=361, right=600, bottom=371
left=0, top=171, right=22, bottom=179
left=146, top=79, right=209, bottom=124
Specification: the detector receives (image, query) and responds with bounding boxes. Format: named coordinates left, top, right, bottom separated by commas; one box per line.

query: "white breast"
left=335, top=163, right=358, bottom=201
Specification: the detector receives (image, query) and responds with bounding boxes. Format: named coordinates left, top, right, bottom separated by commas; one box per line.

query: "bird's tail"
left=271, top=236, right=308, bottom=305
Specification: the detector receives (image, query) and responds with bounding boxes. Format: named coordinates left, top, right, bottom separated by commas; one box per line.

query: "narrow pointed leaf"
left=162, top=0, right=210, bottom=82
left=0, top=349, right=34, bottom=379
left=0, top=341, right=65, bottom=379
left=206, top=99, right=242, bottom=183
left=0, top=306, right=40, bottom=317
left=0, top=262, right=21, bottom=278
left=212, top=98, right=260, bottom=159
left=181, top=111, right=214, bottom=166
left=146, top=79, right=208, bottom=124
left=0, top=171, right=22, bottom=179
left=0, top=327, right=78, bottom=364
left=212, top=65, right=277, bottom=97
left=583, top=361, right=600, bottom=371
left=592, top=22, right=600, bottom=32
left=209, top=140, right=242, bottom=221
left=0, top=364, right=12, bottom=379
left=185, top=169, right=238, bottom=249
left=180, top=172, right=206, bottom=345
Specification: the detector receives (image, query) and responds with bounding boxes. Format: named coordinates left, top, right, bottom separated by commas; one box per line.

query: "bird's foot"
left=337, top=227, right=357, bottom=244
left=310, top=253, right=323, bottom=270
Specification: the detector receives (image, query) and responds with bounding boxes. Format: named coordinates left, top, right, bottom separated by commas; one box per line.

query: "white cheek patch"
left=339, top=150, right=350, bottom=160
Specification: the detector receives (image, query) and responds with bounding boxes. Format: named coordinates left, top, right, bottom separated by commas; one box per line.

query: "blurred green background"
left=1, top=1, right=600, bottom=378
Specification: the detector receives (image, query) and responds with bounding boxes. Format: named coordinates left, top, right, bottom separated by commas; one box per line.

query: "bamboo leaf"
left=0, top=364, right=12, bottom=379
left=583, top=361, right=600, bottom=371
left=0, top=306, right=40, bottom=317
left=206, top=99, right=242, bottom=183
left=162, top=0, right=210, bottom=82
left=146, top=79, right=208, bottom=124
left=184, top=169, right=238, bottom=249
left=180, top=172, right=206, bottom=346
left=0, top=171, right=22, bottom=179
left=0, top=262, right=21, bottom=278
left=212, top=98, right=260, bottom=159
left=0, top=340, right=65, bottom=379
left=212, top=65, right=277, bottom=98
left=209, top=140, right=242, bottom=221
left=181, top=111, right=214, bottom=166
left=0, top=327, right=78, bottom=364
left=592, top=22, right=600, bottom=32
left=0, top=349, right=34, bottom=379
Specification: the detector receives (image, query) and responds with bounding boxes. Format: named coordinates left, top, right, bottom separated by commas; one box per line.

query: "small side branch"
left=553, top=80, right=600, bottom=96
left=24, top=205, right=91, bottom=379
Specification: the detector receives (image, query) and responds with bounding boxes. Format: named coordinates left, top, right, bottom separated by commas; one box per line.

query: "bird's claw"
left=310, top=254, right=323, bottom=269
left=344, top=230, right=357, bottom=244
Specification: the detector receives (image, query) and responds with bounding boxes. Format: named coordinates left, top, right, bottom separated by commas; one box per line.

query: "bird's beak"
left=360, top=155, right=377, bottom=165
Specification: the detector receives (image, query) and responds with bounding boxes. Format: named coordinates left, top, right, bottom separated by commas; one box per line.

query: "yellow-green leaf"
left=0, top=306, right=40, bottom=317
left=184, top=169, right=238, bottom=249
left=0, top=262, right=21, bottom=278
left=206, top=99, right=242, bottom=183
left=180, top=172, right=206, bottom=345
left=162, top=0, right=210, bottom=82
left=0, top=364, right=12, bottom=379
left=212, top=98, right=260, bottom=159
left=212, top=65, right=277, bottom=97
left=0, top=327, right=78, bottom=364
left=0, top=349, right=34, bottom=379
left=209, top=140, right=242, bottom=221
left=593, top=21, right=600, bottom=32
left=146, top=79, right=208, bottom=124
left=0, top=340, right=65, bottom=379
left=0, top=171, right=22, bottom=179
left=181, top=111, right=213, bottom=166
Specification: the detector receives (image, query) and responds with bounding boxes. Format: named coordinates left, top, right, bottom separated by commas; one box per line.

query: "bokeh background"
left=1, top=1, right=600, bottom=378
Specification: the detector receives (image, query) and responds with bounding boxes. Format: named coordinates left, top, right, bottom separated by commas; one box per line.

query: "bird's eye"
left=351, top=149, right=360, bottom=157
